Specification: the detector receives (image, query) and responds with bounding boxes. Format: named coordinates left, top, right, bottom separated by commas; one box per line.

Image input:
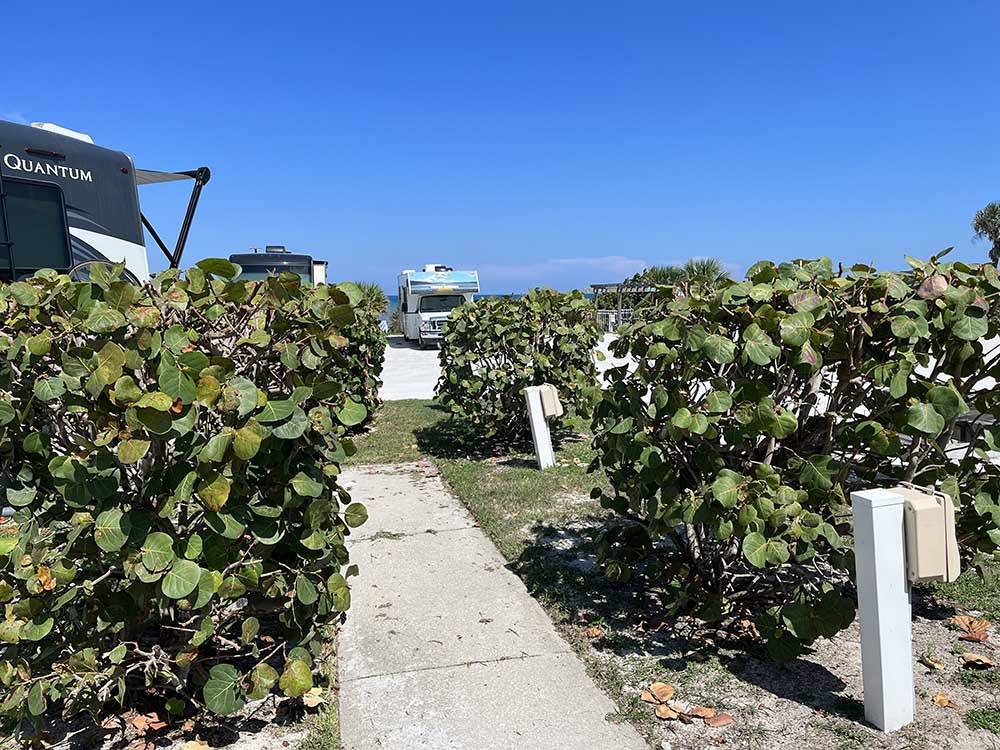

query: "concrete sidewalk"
left=338, top=463, right=646, bottom=750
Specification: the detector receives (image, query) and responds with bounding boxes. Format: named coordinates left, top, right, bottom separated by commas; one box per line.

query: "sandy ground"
left=521, top=512, right=1000, bottom=750
left=379, top=334, right=628, bottom=401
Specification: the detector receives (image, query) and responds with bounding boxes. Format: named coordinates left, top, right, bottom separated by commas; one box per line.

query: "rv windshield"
left=419, top=294, right=465, bottom=313
left=238, top=264, right=314, bottom=284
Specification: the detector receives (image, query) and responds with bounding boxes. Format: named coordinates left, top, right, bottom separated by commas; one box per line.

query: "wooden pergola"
left=590, top=282, right=658, bottom=327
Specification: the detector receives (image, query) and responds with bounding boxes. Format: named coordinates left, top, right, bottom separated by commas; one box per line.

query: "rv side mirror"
left=895, top=485, right=961, bottom=584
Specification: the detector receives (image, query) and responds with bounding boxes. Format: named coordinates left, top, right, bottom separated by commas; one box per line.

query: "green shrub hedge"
left=591, top=252, right=1000, bottom=659
left=342, top=283, right=387, bottom=427
left=0, top=260, right=372, bottom=734
left=436, top=289, right=601, bottom=440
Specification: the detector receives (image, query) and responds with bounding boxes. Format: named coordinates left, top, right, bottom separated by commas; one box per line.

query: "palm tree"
left=973, top=202, right=1000, bottom=265
left=639, top=264, right=685, bottom=285
left=354, top=281, right=388, bottom=316
left=681, top=258, right=727, bottom=285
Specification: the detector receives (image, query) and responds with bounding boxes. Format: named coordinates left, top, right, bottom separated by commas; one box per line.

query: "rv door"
left=0, top=174, right=74, bottom=280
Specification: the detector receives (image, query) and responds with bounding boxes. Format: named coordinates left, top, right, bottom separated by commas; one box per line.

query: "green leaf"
left=118, top=438, right=151, bottom=464
left=8, top=281, right=40, bottom=306
left=28, top=681, right=46, bottom=716
left=85, top=304, right=127, bottom=333
left=136, top=408, right=173, bottom=435
left=241, top=616, right=260, bottom=645
left=671, top=407, right=693, bottom=429
left=141, top=531, right=176, bottom=572
left=203, top=663, right=245, bottom=715
left=743, top=324, right=779, bottom=365
left=198, top=473, right=232, bottom=512
left=248, top=663, right=279, bottom=700
left=952, top=313, right=988, bottom=341
left=907, top=402, right=945, bottom=436
left=158, top=366, right=196, bottom=404
left=711, top=469, right=744, bottom=508
left=27, top=330, right=53, bottom=356
left=33, top=377, right=65, bottom=401
left=926, top=385, right=967, bottom=420
left=20, top=616, right=54, bottom=642
left=135, top=392, right=174, bottom=411
left=233, top=421, right=265, bottom=460
left=295, top=576, right=319, bottom=605
left=278, top=659, right=314, bottom=698
left=196, top=258, right=241, bottom=279
left=290, top=472, right=324, bottom=497
left=705, top=391, right=733, bottom=413
left=702, top=334, right=736, bottom=364
left=257, top=399, right=295, bottom=423
left=161, top=559, right=203, bottom=600
left=742, top=532, right=789, bottom=568
left=199, top=432, right=233, bottom=463
left=94, top=509, right=131, bottom=552
left=344, top=502, right=368, bottom=528
left=335, top=398, right=368, bottom=427
left=779, top=312, right=814, bottom=346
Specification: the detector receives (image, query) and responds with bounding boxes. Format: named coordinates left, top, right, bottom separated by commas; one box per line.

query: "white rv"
left=397, top=264, right=479, bottom=348
left=0, top=119, right=210, bottom=283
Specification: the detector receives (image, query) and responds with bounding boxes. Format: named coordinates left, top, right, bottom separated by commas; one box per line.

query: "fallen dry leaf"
left=704, top=712, right=735, bottom=728
left=302, top=687, right=326, bottom=708
left=933, top=691, right=960, bottom=709
left=640, top=690, right=658, bottom=704
left=130, top=713, right=166, bottom=735
left=648, top=682, right=676, bottom=703
left=953, top=615, right=991, bottom=642
left=961, top=652, right=997, bottom=669
left=584, top=625, right=603, bottom=639
left=181, top=741, right=210, bottom=750
left=918, top=653, right=945, bottom=670
left=688, top=705, right=717, bottom=719
left=654, top=703, right=679, bottom=720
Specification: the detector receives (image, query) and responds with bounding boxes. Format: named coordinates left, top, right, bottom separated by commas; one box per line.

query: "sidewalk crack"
left=342, top=650, right=573, bottom=683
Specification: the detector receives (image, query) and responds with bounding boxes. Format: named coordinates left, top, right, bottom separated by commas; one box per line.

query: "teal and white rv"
left=397, top=264, right=479, bottom=348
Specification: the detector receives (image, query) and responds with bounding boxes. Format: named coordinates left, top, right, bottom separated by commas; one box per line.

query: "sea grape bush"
left=436, top=289, right=601, bottom=440
left=591, top=251, right=1000, bottom=659
left=341, top=283, right=388, bottom=427
left=0, top=260, right=372, bottom=734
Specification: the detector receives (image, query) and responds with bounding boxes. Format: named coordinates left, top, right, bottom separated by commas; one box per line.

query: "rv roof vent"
left=423, top=264, right=453, bottom=273
left=264, top=245, right=289, bottom=254
left=31, top=123, right=95, bottom=144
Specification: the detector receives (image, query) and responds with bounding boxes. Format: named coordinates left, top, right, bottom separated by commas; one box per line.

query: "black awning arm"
left=140, top=166, right=212, bottom=268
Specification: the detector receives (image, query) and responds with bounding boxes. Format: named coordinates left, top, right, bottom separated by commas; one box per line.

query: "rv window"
left=2, top=179, right=71, bottom=273
left=238, top=264, right=314, bottom=284
left=419, top=294, right=465, bottom=313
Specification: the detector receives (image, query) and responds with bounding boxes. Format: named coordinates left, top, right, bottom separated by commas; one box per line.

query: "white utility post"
left=851, top=488, right=913, bottom=732
left=524, top=385, right=557, bottom=470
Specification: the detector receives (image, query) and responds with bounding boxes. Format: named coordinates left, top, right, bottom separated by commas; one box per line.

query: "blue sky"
left=4, top=1, right=998, bottom=293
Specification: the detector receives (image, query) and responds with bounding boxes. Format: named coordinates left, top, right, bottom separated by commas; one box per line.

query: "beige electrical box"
left=537, top=384, right=564, bottom=419
left=893, top=485, right=961, bottom=584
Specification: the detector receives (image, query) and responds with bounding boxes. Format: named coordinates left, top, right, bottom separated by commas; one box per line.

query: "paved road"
left=379, top=335, right=629, bottom=401
left=338, top=464, right=646, bottom=750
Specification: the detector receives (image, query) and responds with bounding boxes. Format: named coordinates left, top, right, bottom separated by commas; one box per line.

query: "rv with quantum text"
left=0, top=120, right=209, bottom=283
